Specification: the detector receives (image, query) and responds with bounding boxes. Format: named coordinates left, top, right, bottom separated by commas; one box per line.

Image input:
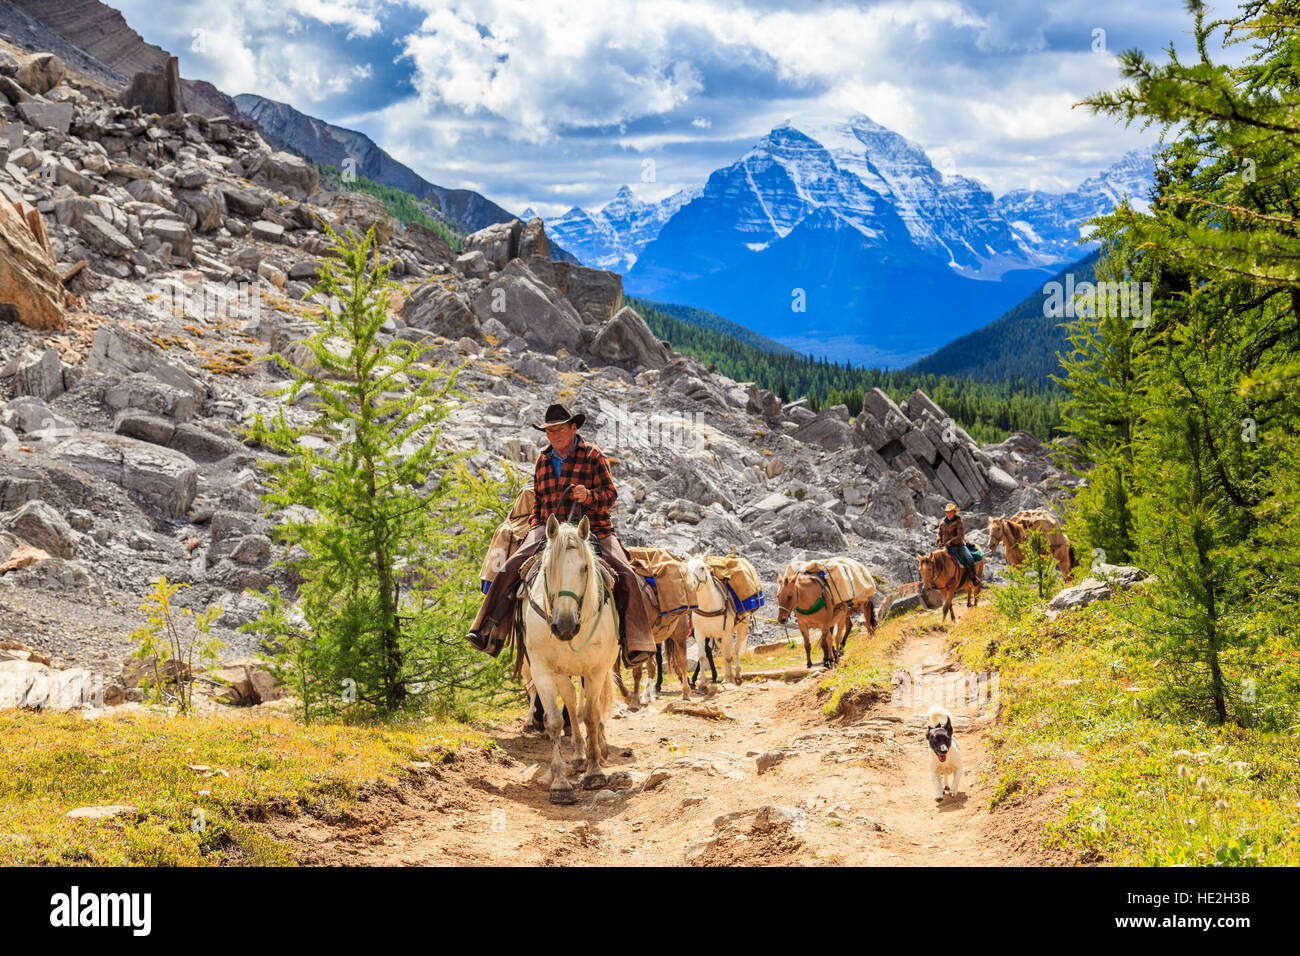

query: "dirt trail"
left=270, top=626, right=1037, bottom=866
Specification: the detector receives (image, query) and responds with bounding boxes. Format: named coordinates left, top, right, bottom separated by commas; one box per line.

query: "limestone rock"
left=463, top=219, right=521, bottom=271
left=588, top=306, right=672, bottom=372
left=403, top=281, right=479, bottom=339
left=5, top=347, right=64, bottom=400
left=87, top=324, right=207, bottom=406
left=14, top=53, right=67, bottom=95
left=328, top=192, right=394, bottom=245
left=0, top=500, right=77, bottom=558
left=0, top=199, right=65, bottom=330
left=792, top=404, right=854, bottom=450
left=52, top=434, right=199, bottom=518
left=551, top=260, right=622, bottom=325
left=241, top=148, right=318, bottom=200
left=471, top=260, right=584, bottom=352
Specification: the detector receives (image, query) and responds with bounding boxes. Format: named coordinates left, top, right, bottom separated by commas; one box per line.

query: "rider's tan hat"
left=944, top=502, right=958, bottom=512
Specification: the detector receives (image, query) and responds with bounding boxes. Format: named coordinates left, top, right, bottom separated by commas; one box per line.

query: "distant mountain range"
left=545, top=113, right=1152, bottom=367
left=234, top=94, right=516, bottom=234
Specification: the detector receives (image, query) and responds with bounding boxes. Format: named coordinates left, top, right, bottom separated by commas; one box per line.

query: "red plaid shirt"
left=531, top=434, right=617, bottom=537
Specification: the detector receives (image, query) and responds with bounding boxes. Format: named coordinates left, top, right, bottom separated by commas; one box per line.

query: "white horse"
left=523, top=515, right=620, bottom=804
left=686, top=554, right=751, bottom=686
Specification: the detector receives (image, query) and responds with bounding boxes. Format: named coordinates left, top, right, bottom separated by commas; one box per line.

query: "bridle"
left=527, top=523, right=610, bottom=652
left=691, top=565, right=732, bottom=624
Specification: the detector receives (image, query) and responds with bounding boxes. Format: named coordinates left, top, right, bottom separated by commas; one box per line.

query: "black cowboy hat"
left=531, top=403, right=585, bottom=431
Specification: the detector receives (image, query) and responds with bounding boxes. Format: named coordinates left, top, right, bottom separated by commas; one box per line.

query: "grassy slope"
left=0, top=710, right=495, bottom=865
left=946, top=603, right=1299, bottom=866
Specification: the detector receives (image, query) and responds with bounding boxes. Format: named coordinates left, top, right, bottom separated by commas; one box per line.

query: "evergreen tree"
left=242, top=224, right=513, bottom=720
left=1073, top=0, right=1300, bottom=726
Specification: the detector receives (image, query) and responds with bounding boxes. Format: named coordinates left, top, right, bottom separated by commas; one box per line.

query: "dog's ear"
left=944, top=717, right=953, bottom=733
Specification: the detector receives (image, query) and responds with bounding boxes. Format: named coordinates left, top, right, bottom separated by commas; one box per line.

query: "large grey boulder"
left=239, top=149, right=318, bottom=201
left=4, top=347, right=64, bottom=400
left=87, top=324, right=207, bottom=407
left=405, top=222, right=454, bottom=265
left=463, top=220, right=521, bottom=271
left=518, top=217, right=549, bottom=260
left=328, top=192, right=393, bottom=245
left=766, top=499, right=847, bottom=549
left=403, top=281, right=479, bottom=339
left=217, top=184, right=267, bottom=218
left=125, top=178, right=177, bottom=210
left=588, top=306, right=672, bottom=372
left=52, top=434, right=199, bottom=518
left=17, top=99, right=74, bottom=134
left=551, top=261, right=622, bottom=325
left=0, top=500, right=77, bottom=558
left=470, top=260, right=584, bottom=352
left=657, top=356, right=732, bottom=410
left=176, top=186, right=226, bottom=233
left=1047, top=565, right=1150, bottom=617
left=454, top=250, right=491, bottom=279
left=13, top=53, right=66, bottom=95
left=102, top=375, right=200, bottom=421
left=76, top=213, right=134, bottom=258
left=791, top=404, right=854, bottom=450
left=0, top=395, right=73, bottom=436
left=747, top=387, right=782, bottom=426
left=860, top=388, right=910, bottom=446
left=142, top=218, right=192, bottom=261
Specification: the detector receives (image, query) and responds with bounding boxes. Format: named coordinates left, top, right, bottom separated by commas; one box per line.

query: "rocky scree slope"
left=0, top=45, right=1080, bottom=711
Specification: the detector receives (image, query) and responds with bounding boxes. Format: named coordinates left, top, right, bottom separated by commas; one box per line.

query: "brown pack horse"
left=776, top=563, right=867, bottom=668
left=917, top=549, right=984, bottom=623
left=986, top=516, right=1076, bottom=579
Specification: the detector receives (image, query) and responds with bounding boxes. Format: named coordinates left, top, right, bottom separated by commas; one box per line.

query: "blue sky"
left=110, top=0, right=1219, bottom=216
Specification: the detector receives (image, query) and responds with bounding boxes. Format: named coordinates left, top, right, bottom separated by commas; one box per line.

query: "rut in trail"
left=268, top=626, right=1044, bottom=866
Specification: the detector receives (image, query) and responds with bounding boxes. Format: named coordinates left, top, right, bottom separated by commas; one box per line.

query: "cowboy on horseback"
left=937, top=502, right=979, bottom=581
left=465, top=403, right=657, bottom=666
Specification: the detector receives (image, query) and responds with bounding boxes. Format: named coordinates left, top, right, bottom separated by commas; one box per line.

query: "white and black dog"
left=925, top=706, right=962, bottom=801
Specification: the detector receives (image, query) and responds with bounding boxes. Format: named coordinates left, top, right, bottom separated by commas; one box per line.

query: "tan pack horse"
left=686, top=554, right=753, bottom=685
left=776, top=563, right=851, bottom=668
left=986, top=516, right=1076, bottom=579
left=522, top=515, right=620, bottom=804
left=612, top=607, right=693, bottom=709
left=917, top=549, right=984, bottom=623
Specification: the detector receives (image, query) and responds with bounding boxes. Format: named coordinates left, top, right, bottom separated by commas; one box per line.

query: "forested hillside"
left=907, top=252, right=1100, bottom=383
left=628, top=298, right=1064, bottom=442
left=316, top=163, right=464, bottom=250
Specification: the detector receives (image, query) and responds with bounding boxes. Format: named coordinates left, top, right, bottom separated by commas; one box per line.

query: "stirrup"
left=467, top=628, right=504, bottom=657
left=623, top=647, right=653, bottom=667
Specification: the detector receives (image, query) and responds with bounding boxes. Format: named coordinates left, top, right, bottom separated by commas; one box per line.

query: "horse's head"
left=775, top=561, right=805, bottom=623
left=685, top=553, right=711, bottom=587
left=543, top=514, right=593, bottom=641
left=776, top=570, right=794, bottom=623
left=917, top=552, right=935, bottom=590
left=986, top=518, right=1003, bottom=553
